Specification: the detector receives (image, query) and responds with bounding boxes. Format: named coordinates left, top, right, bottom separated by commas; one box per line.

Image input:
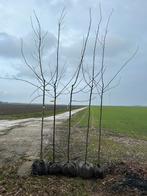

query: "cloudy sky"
left=0, top=0, right=146, bottom=106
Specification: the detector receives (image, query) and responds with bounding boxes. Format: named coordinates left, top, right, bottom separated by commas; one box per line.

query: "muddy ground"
left=0, top=107, right=147, bottom=195
left=0, top=108, right=85, bottom=169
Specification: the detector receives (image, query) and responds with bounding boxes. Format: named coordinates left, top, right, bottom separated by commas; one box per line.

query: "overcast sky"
left=0, top=0, right=146, bottom=106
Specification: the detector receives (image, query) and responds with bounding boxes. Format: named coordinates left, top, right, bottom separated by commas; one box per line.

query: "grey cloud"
left=104, top=36, right=134, bottom=57
left=0, top=0, right=146, bottom=105
left=0, top=30, right=132, bottom=71
left=0, top=33, right=20, bottom=58
left=0, top=31, right=56, bottom=60
left=48, top=0, right=73, bottom=8
left=22, top=31, right=57, bottom=58
left=0, top=90, right=8, bottom=96
left=0, top=30, right=57, bottom=79
left=61, top=34, right=133, bottom=63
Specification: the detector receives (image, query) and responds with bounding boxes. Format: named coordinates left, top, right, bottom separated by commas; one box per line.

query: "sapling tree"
left=67, top=10, right=92, bottom=163
left=0, top=13, right=52, bottom=162
left=83, top=7, right=102, bottom=165
left=47, top=9, right=79, bottom=164
left=33, top=15, right=46, bottom=161
left=22, top=13, right=52, bottom=161
left=51, top=11, right=65, bottom=163
left=94, top=11, right=138, bottom=166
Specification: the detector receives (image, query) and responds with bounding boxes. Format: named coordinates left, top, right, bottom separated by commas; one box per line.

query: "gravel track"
left=0, top=107, right=85, bottom=169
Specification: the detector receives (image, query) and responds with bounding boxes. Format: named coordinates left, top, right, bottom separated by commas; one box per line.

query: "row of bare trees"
left=0, top=7, right=137, bottom=168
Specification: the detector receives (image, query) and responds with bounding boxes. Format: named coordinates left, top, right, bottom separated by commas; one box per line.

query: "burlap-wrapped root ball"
left=32, top=160, right=48, bottom=175
left=62, top=162, right=78, bottom=177
left=48, top=162, right=63, bottom=175
left=78, top=162, right=94, bottom=179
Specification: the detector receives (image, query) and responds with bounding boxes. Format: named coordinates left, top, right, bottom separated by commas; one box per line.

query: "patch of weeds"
left=0, top=175, right=4, bottom=182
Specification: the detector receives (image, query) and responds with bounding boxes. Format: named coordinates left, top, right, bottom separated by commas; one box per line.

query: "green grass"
left=71, top=106, right=147, bottom=140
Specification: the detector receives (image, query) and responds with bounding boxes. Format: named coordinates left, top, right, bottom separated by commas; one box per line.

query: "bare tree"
left=84, top=7, right=102, bottom=165
left=0, top=13, right=52, bottom=161
left=66, top=10, right=92, bottom=163
left=94, top=10, right=138, bottom=166
left=47, top=9, right=80, bottom=164
left=22, top=13, right=52, bottom=160
left=52, top=10, right=65, bottom=163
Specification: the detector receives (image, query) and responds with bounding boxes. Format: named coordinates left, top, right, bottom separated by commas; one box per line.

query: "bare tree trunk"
left=84, top=83, right=93, bottom=164
left=53, top=84, right=57, bottom=162
left=52, top=18, right=61, bottom=162
left=97, top=90, right=103, bottom=166
left=67, top=85, right=73, bottom=163
left=66, top=10, right=91, bottom=163
left=40, top=79, right=46, bottom=160
left=84, top=7, right=102, bottom=164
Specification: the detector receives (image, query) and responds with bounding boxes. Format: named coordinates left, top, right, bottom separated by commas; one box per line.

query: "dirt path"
left=0, top=107, right=85, bottom=170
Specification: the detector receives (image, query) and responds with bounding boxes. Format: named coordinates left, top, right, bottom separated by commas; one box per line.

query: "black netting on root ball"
left=78, top=162, right=94, bottom=179
left=62, top=162, right=78, bottom=177
left=32, top=160, right=48, bottom=176
left=94, top=165, right=105, bottom=179
left=49, top=162, right=63, bottom=175
left=31, top=159, right=108, bottom=179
